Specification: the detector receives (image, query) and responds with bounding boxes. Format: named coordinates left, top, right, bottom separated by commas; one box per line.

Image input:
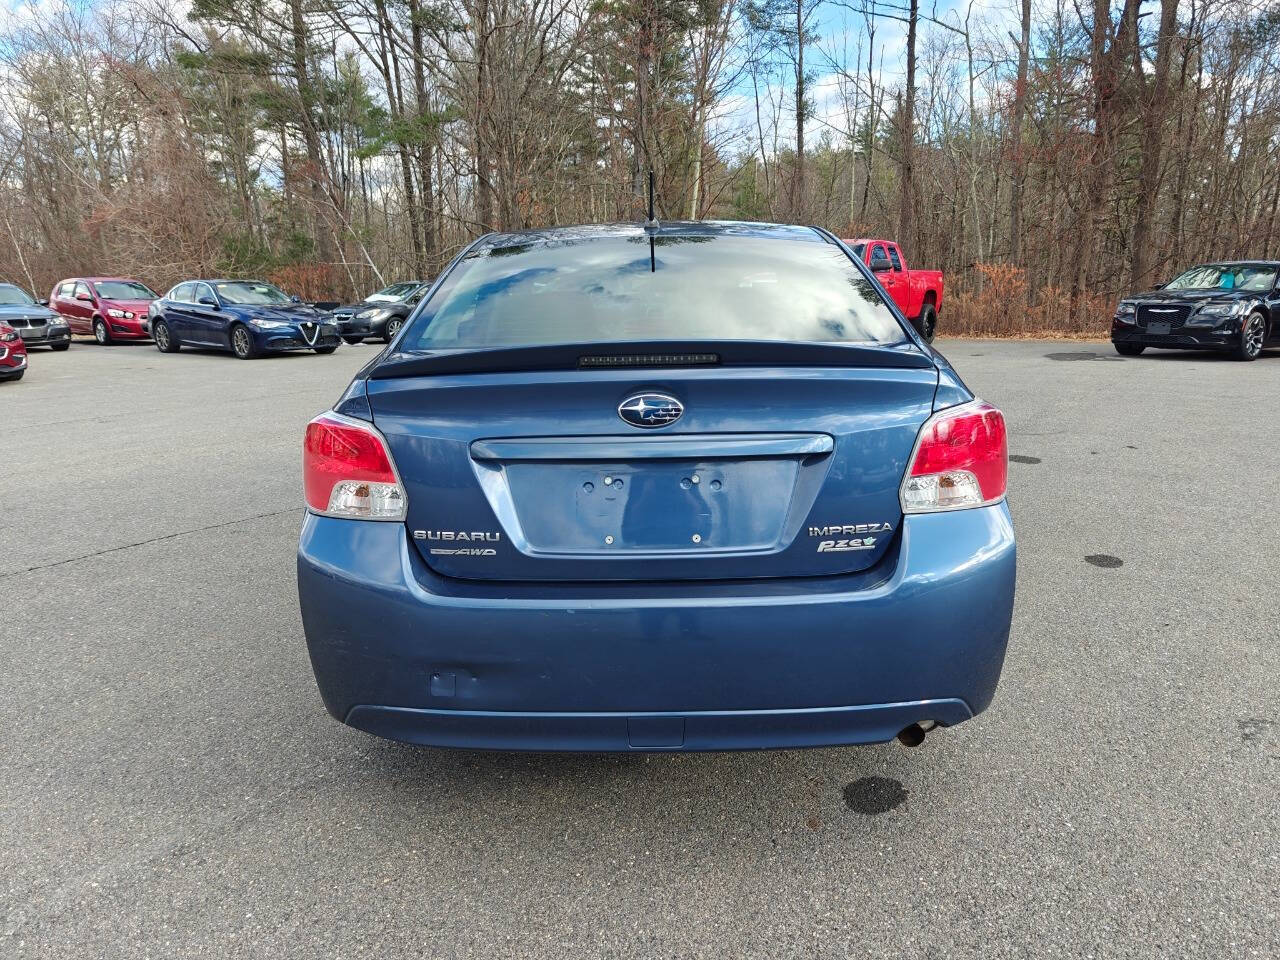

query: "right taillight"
left=303, top=412, right=406, bottom=520
left=901, top=400, right=1007, bottom=513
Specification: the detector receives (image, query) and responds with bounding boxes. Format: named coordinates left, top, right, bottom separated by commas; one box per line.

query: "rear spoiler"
left=367, top=339, right=934, bottom=378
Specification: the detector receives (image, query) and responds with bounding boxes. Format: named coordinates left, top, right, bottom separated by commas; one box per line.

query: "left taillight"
left=303, top=412, right=406, bottom=520
left=901, top=400, right=1007, bottom=513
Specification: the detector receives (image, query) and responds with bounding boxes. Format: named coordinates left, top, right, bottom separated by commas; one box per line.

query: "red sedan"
left=49, top=277, right=159, bottom=344
left=1, top=320, right=28, bottom=381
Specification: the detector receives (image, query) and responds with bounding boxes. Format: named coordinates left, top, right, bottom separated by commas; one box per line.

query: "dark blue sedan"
left=148, top=280, right=340, bottom=359
left=296, top=222, right=1015, bottom=752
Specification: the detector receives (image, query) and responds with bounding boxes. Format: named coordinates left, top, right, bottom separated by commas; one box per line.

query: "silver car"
left=0, top=284, right=71, bottom=351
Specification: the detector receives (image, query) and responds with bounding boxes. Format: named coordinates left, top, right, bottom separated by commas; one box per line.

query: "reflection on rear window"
left=405, top=233, right=903, bottom=349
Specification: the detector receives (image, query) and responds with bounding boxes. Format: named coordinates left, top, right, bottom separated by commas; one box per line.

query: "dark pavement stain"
left=1045, top=352, right=1123, bottom=362
left=1240, top=718, right=1274, bottom=744
left=1010, top=455, right=1041, bottom=464
left=1126, top=445, right=1138, bottom=450
left=843, top=777, right=907, bottom=815
left=1085, top=554, right=1123, bottom=568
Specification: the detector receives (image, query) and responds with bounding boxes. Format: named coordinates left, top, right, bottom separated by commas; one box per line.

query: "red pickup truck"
left=843, top=238, right=944, bottom=342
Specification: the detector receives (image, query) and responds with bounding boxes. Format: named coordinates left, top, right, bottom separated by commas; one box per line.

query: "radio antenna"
left=644, top=170, right=658, bottom=272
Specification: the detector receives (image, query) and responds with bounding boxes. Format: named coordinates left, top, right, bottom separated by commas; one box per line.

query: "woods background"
left=1, top=0, right=1277, bottom=336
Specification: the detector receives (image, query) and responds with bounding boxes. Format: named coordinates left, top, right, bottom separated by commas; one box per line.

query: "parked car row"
left=144, top=278, right=431, bottom=358
left=0, top=275, right=432, bottom=377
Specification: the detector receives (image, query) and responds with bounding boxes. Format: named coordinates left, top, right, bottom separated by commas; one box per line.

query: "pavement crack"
left=0, top=508, right=299, bottom=580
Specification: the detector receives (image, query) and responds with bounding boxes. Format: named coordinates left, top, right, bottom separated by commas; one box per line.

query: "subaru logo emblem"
left=618, top=393, right=683, bottom=429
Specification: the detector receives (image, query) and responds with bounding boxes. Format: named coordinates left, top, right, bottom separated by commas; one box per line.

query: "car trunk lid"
left=367, top=347, right=938, bottom=582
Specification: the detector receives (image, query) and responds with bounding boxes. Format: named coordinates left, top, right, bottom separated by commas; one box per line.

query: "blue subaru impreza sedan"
left=297, top=222, right=1015, bottom=752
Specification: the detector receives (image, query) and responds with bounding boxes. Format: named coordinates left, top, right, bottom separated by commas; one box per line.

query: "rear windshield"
left=404, top=233, right=904, bottom=350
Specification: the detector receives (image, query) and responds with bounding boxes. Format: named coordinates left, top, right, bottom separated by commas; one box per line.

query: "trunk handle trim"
left=470, top=433, right=834, bottom=462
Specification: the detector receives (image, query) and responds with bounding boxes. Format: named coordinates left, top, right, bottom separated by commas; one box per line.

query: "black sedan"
left=1112, top=261, right=1279, bottom=360
left=0, top=283, right=72, bottom=350
left=330, top=281, right=428, bottom=344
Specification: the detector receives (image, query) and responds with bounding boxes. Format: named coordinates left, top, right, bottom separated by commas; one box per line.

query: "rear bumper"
left=346, top=699, right=973, bottom=751
left=297, top=503, right=1016, bottom=752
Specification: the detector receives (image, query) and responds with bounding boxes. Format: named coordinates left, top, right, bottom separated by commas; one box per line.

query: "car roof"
left=1192, top=261, right=1280, bottom=269
left=66, top=276, right=146, bottom=283
left=176, top=279, right=272, bottom=286
left=474, top=221, right=827, bottom=253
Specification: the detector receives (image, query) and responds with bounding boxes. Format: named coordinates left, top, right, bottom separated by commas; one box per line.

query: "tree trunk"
left=1128, top=0, right=1178, bottom=289
left=473, top=0, right=494, bottom=232
left=408, top=0, right=437, bottom=268
left=689, top=104, right=705, bottom=220
left=374, top=0, right=424, bottom=275
left=1009, top=0, right=1030, bottom=264
left=898, top=0, right=917, bottom=247
left=633, top=4, right=653, bottom=212
left=1070, top=0, right=1136, bottom=315
left=792, top=0, right=805, bottom=222
left=288, top=0, right=336, bottom=264
left=860, top=22, right=876, bottom=223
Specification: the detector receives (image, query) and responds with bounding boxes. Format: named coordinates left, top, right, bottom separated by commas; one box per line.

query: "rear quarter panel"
left=918, top=270, right=944, bottom=313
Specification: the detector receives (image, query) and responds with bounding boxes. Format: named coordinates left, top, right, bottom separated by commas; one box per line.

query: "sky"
left=1, top=0, right=1022, bottom=156
left=711, top=0, right=1021, bottom=153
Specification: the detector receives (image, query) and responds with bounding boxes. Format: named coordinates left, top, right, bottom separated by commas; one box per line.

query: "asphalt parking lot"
left=2, top=337, right=1278, bottom=958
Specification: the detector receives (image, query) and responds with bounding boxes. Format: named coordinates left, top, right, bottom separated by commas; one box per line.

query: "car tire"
left=1235, top=312, right=1266, bottom=361
left=313, top=345, right=338, bottom=355
left=93, top=318, right=112, bottom=345
left=3, top=370, right=23, bottom=382
left=231, top=324, right=259, bottom=359
left=153, top=319, right=180, bottom=353
left=51, top=342, right=70, bottom=352
left=1114, top=342, right=1145, bottom=356
left=382, top=317, right=404, bottom=343
left=914, top=304, right=938, bottom=343
left=342, top=336, right=365, bottom=346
